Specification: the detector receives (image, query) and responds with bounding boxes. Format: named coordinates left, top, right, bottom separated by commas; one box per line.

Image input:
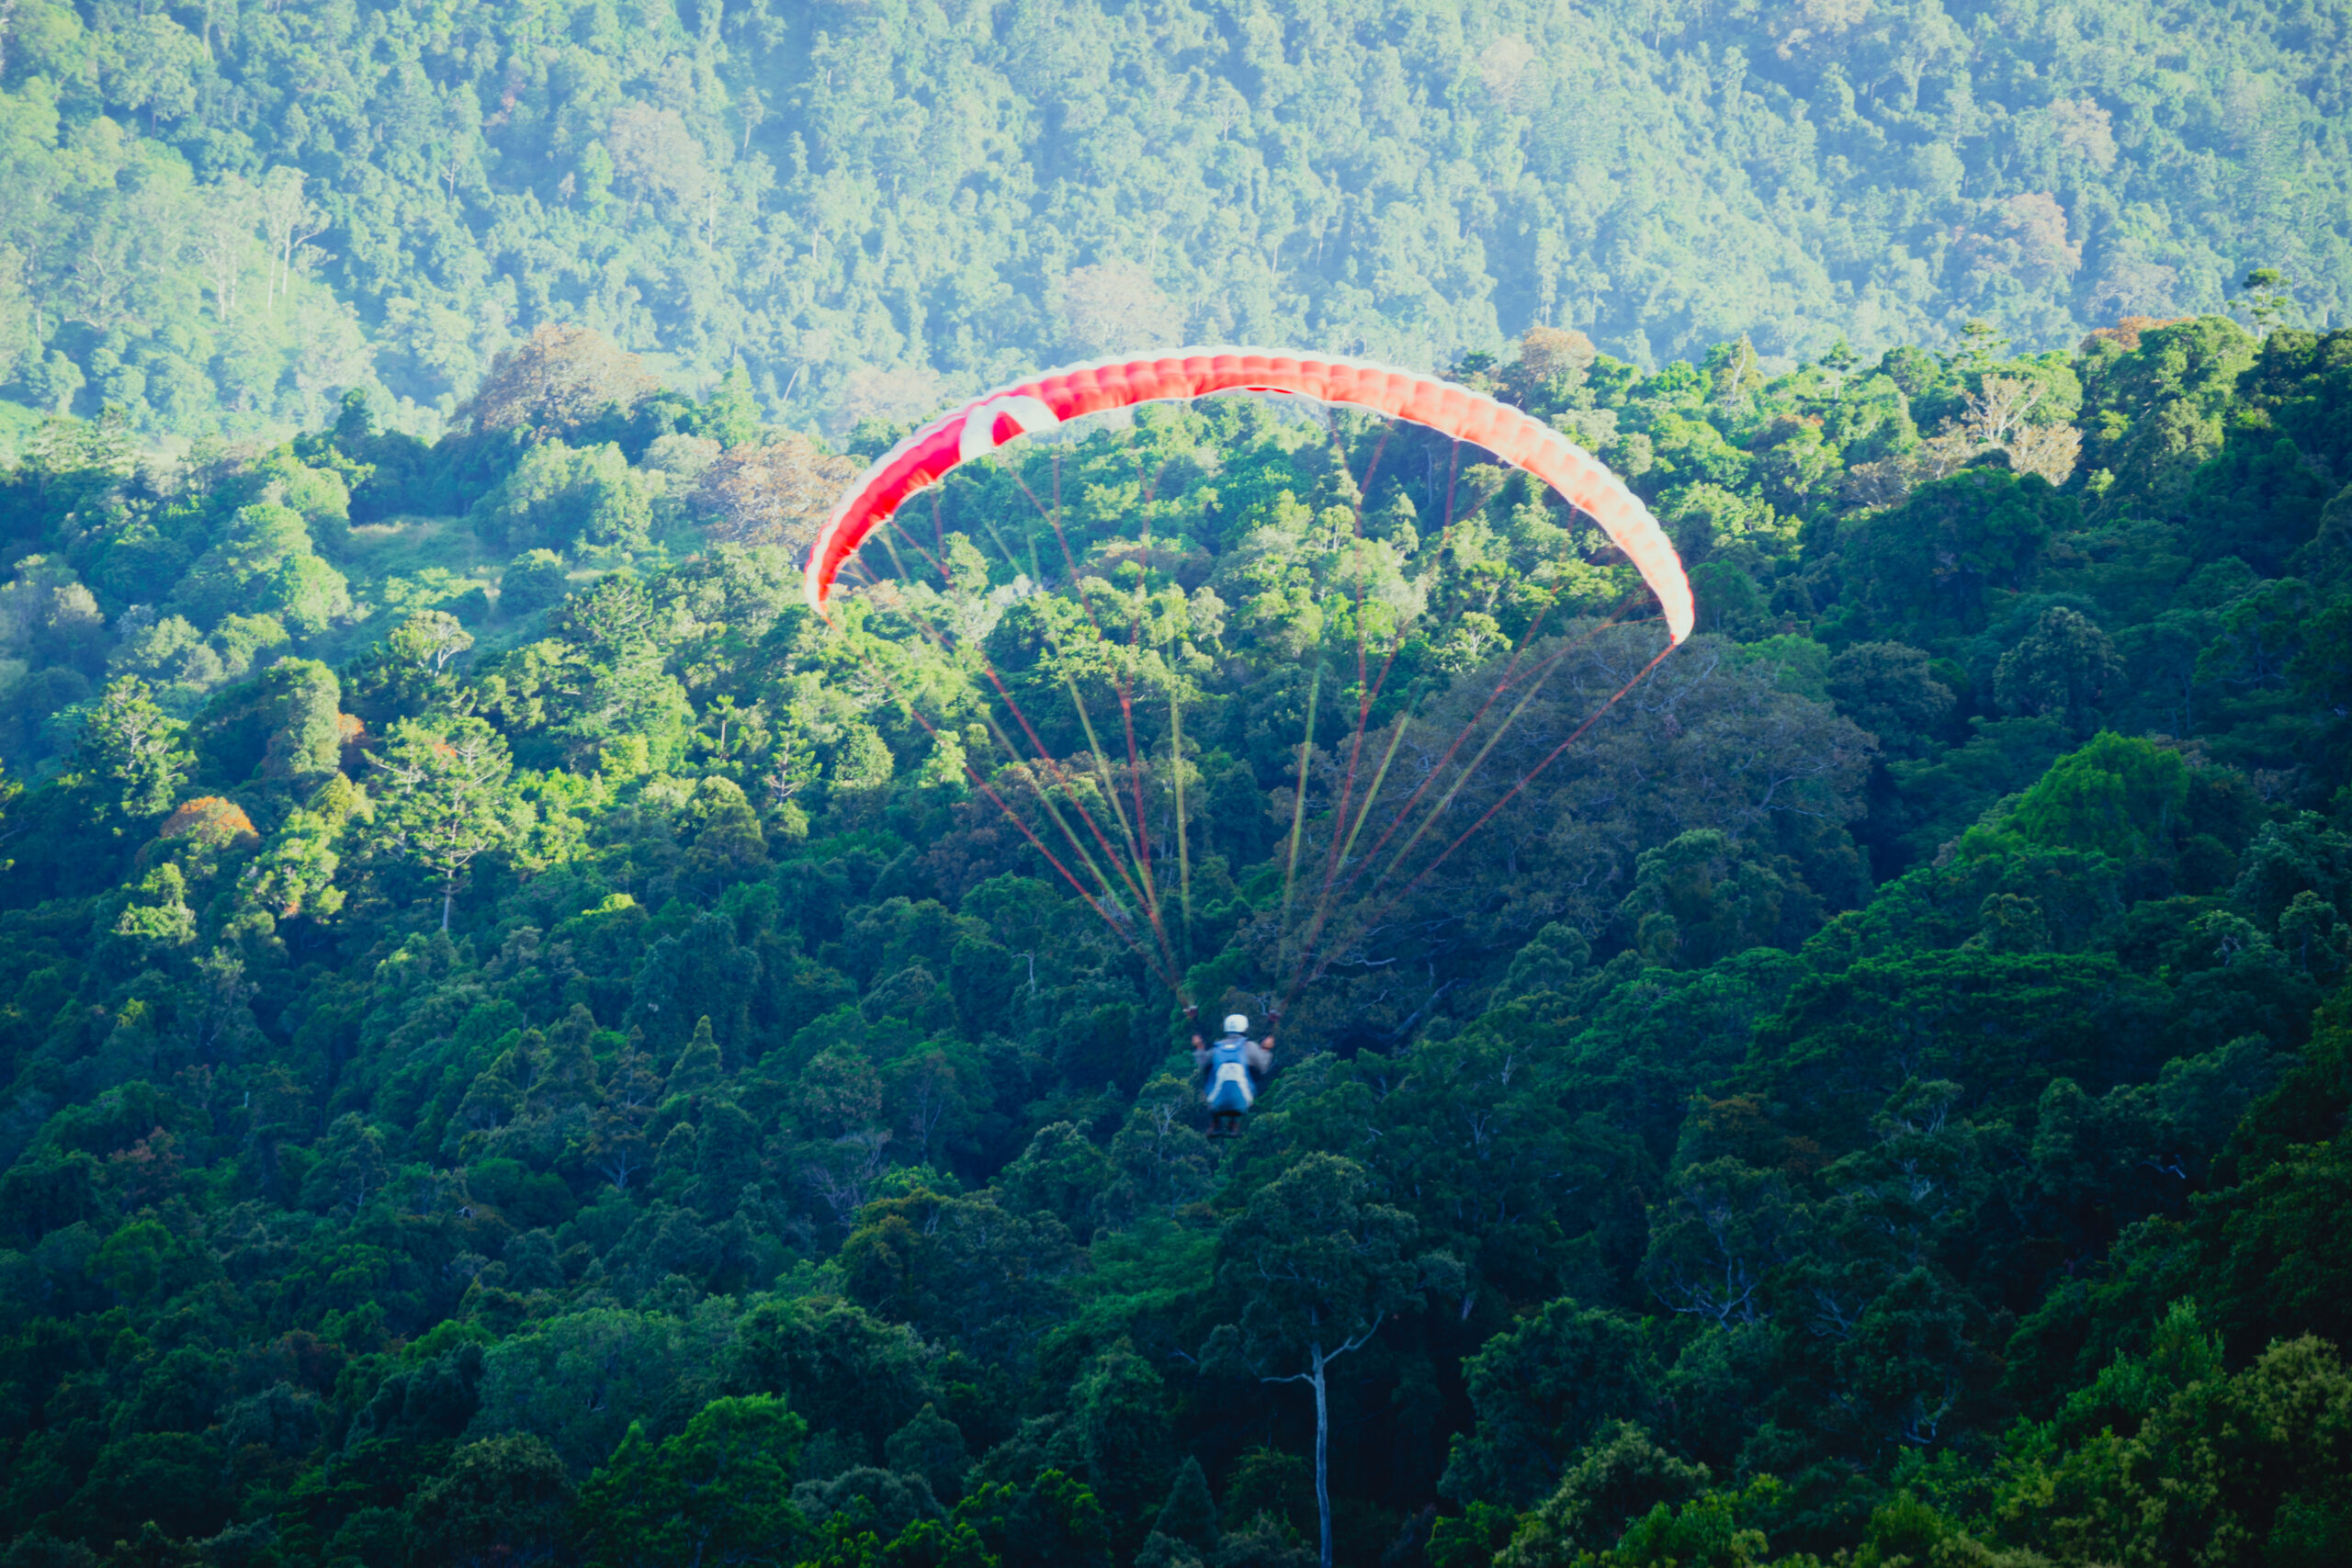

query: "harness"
left=1204, top=1034, right=1255, bottom=1112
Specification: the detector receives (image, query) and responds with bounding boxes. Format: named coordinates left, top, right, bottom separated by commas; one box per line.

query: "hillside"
left=3, top=0, right=2350, bottom=446
left=0, top=309, right=2346, bottom=1566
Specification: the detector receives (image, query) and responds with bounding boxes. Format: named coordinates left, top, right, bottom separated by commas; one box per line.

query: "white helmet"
left=1224, top=1014, right=1250, bottom=1034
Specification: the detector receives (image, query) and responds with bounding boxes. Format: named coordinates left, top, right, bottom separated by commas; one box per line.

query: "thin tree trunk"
left=1312, top=1345, right=1331, bottom=1568
left=441, top=884, right=454, bottom=931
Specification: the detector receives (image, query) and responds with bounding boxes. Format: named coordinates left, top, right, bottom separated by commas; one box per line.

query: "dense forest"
left=4, top=8, right=2352, bottom=1562
left=0, top=295, right=2345, bottom=1568
left=5, top=0, right=2352, bottom=448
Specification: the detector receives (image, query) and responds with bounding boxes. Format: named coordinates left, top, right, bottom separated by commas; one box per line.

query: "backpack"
left=1205, top=1035, right=1255, bottom=1111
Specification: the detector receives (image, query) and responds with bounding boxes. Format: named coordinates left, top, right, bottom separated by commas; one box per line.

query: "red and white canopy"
left=804, top=347, right=1694, bottom=645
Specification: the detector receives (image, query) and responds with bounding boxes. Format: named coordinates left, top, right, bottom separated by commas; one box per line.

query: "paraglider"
left=811, top=347, right=1695, bottom=1130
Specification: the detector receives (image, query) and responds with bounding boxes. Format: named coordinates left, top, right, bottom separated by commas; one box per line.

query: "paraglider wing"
left=802, top=348, right=1695, bottom=643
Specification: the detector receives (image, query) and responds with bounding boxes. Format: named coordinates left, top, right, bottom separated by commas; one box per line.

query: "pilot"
left=1187, top=1005, right=1276, bottom=1137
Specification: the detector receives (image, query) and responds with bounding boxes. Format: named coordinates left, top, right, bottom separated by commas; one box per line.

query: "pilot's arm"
left=1245, top=1011, right=1278, bottom=1072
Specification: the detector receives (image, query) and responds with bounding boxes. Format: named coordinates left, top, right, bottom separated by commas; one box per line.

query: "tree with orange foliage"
left=158, top=795, right=260, bottom=850
left=1504, top=324, right=1598, bottom=406
left=463, top=323, right=658, bottom=438
left=2083, top=315, right=2188, bottom=353
left=688, top=433, right=858, bottom=556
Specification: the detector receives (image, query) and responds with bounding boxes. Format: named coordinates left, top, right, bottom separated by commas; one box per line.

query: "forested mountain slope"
left=0, top=310, right=2346, bottom=1567
left=3, top=0, right=2350, bottom=446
